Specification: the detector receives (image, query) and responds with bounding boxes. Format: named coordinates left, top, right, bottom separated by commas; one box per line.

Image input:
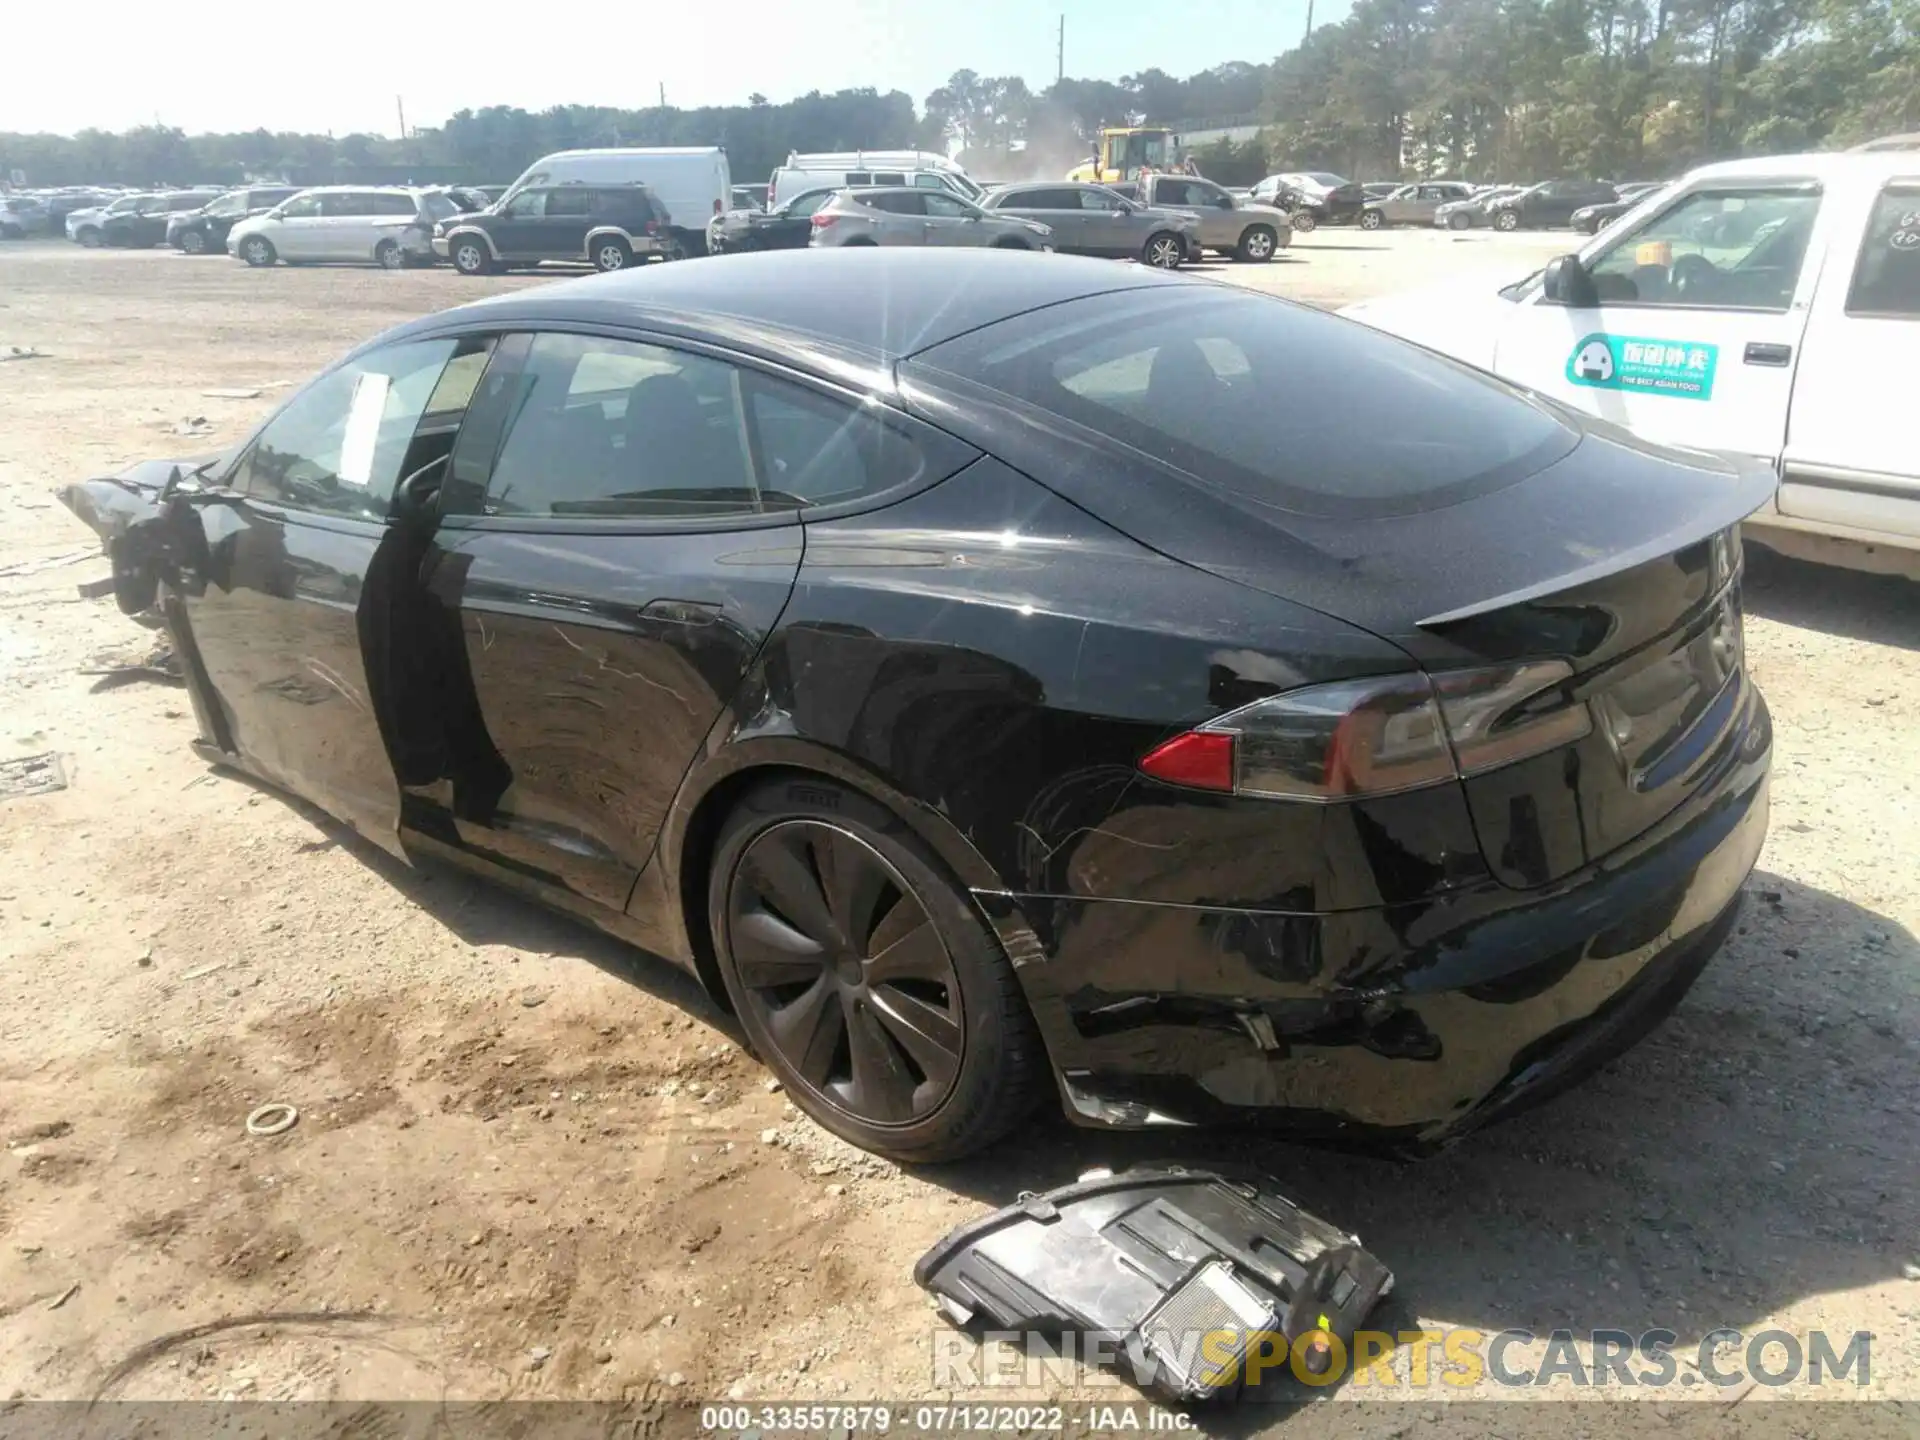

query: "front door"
left=488, top=187, right=552, bottom=259
left=159, top=335, right=498, bottom=855
left=1491, top=178, right=1829, bottom=460
left=409, top=330, right=805, bottom=911
left=1780, top=177, right=1920, bottom=537
left=1076, top=187, right=1136, bottom=256
left=268, top=192, right=326, bottom=259
left=920, top=191, right=980, bottom=245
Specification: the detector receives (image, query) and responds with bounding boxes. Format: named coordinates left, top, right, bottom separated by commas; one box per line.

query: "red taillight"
left=1138, top=663, right=1590, bottom=800
left=644, top=219, right=657, bottom=234
left=810, top=212, right=837, bottom=227
left=1137, top=731, right=1235, bottom=792
left=714, top=198, right=724, bottom=215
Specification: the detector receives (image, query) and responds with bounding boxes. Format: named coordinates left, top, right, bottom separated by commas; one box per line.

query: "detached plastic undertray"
left=915, top=1165, right=1393, bottom=1404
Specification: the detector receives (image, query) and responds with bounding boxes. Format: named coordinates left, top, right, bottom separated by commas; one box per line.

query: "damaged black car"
left=62, top=248, right=1773, bottom=1163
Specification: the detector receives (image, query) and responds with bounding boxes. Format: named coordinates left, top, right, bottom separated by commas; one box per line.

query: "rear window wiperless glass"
left=914, top=289, right=1579, bottom=519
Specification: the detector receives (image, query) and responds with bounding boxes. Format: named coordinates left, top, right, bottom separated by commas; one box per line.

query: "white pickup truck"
left=1343, top=151, right=1920, bottom=576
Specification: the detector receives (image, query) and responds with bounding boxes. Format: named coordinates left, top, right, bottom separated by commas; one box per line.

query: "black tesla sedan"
left=65, top=249, right=1773, bottom=1163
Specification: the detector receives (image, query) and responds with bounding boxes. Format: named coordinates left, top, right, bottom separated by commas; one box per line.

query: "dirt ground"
left=1, top=235, right=1917, bottom=1429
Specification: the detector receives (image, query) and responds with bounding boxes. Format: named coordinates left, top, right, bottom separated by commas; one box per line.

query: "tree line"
left=4, top=0, right=1913, bottom=192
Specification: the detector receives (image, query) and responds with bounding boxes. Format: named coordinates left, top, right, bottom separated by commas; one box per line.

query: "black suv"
left=100, top=189, right=225, bottom=248
left=434, top=182, right=667, bottom=274
left=168, top=185, right=302, bottom=255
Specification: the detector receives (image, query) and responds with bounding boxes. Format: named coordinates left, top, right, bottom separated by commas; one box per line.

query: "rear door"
left=318, top=191, right=379, bottom=258
left=1491, top=177, right=1829, bottom=459
left=410, top=331, right=810, bottom=909
left=1779, top=177, right=1920, bottom=538
left=993, top=188, right=1084, bottom=249
left=539, top=186, right=595, bottom=258
left=158, top=334, right=499, bottom=855
left=864, top=190, right=928, bottom=244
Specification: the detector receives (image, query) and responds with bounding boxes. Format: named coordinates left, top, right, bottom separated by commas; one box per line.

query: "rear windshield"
left=914, top=288, right=1578, bottom=519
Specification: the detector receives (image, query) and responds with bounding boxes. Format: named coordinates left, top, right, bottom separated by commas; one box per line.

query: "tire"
left=1494, top=210, right=1521, bottom=232
left=1359, top=209, right=1384, bottom=230
left=658, top=233, right=689, bottom=262
left=708, top=778, right=1046, bottom=1163
left=840, top=237, right=877, bottom=247
left=1447, top=211, right=1472, bottom=231
left=591, top=236, right=631, bottom=272
left=239, top=236, right=276, bottom=267
left=1236, top=225, right=1278, bottom=262
left=179, top=230, right=207, bottom=255
left=989, top=237, right=1028, bottom=249
left=1142, top=231, right=1184, bottom=269
left=1290, top=208, right=1318, bottom=234
left=374, top=239, right=406, bottom=270
left=76, top=227, right=102, bottom=248
left=450, top=237, right=492, bottom=276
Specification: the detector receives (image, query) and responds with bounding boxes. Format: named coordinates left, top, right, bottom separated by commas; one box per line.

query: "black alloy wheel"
left=709, top=779, right=1043, bottom=1161
left=727, top=819, right=963, bottom=1123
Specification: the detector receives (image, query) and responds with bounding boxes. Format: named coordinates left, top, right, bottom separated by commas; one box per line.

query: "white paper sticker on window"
left=337, top=372, right=391, bottom=489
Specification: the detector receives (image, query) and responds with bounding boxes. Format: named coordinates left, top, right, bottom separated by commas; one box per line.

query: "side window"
left=873, top=172, right=906, bottom=186
left=845, top=172, right=872, bottom=186
left=278, top=194, right=321, bottom=219
left=923, top=192, right=973, bottom=218
left=484, top=334, right=759, bottom=518
left=787, top=190, right=833, bottom=218
left=1079, top=189, right=1123, bottom=211
left=1845, top=188, right=1920, bottom=318
left=505, top=189, right=548, bottom=219
left=319, top=192, right=368, bottom=217
left=745, top=376, right=928, bottom=507
left=546, top=188, right=593, bottom=218
left=1585, top=188, right=1822, bottom=311
left=867, top=192, right=924, bottom=215
left=230, top=338, right=469, bottom=519
left=912, top=173, right=946, bottom=189
left=374, top=193, right=418, bottom=216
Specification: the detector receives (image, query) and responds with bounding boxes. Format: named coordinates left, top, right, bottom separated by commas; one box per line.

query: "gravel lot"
left=1, top=233, right=1916, bottom=1428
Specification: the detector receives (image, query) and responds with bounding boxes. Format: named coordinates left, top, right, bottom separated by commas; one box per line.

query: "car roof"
left=405, top=248, right=1177, bottom=367
left=1679, top=151, right=1920, bottom=183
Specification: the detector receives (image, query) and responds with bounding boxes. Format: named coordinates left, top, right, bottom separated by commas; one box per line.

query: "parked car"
left=96, top=189, right=225, bottom=249
left=1249, top=172, right=1368, bottom=231
left=1360, top=181, right=1477, bottom=229
left=1106, top=174, right=1291, bottom=262
left=168, top=186, right=302, bottom=255
left=435, top=182, right=668, bottom=274
left=708, top=186, right=837, bottom=254
left=63, top=248, right=1773, bottom=1162
left=1, top=194, right=51, bottom=238
left=807, top=187, right=1052, bottom=251
left=1343, top=150, right=1920, bottom=576
left=1484, top=179, right=1620, bottom=230
left=769, top=150, right=982, bottom=209
left=978, top=182, right=1198, bottom=267
left=501, top=149, right=729, bottom=257
left=1569, top=181, right=1670, bottom=234
left=65, top=192, right=160, bottom=246
left=227, top=187, right=457, bottom=268
left=1433, top=185, right=1526, bottom=229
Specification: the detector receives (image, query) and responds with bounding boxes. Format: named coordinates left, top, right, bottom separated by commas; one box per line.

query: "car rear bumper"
left=980, top=683, right=1771, bottom=1153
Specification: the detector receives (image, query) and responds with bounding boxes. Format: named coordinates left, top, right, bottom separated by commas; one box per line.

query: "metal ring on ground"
left=245, top=1103, right=299, bottom=1137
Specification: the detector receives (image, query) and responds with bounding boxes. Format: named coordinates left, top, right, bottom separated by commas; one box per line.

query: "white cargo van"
left=768, top=150, right=983, bottom=210
left=503, top=148, right=729, bottom=255
left=1343, top=150, right=1920, bottom=577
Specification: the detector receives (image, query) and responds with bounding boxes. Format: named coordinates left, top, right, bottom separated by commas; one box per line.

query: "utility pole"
left=396, top=95, right=407, bottom=140
left=1057, top=14, right=1065, bottom=83
left=659, top=82, right=667, bottom=108
left=1303, top=0, right=1314, bottom=44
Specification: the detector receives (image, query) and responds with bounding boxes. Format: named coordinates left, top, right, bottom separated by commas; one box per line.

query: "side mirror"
left=1541, top=254, right=1599, bottom=308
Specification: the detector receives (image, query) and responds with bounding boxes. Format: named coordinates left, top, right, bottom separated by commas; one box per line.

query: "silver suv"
left=807, top=188, right=1053, bottom=250
left=978, top=183, right=1201, bottom=268
left=227, top=187, right=459, bottom=268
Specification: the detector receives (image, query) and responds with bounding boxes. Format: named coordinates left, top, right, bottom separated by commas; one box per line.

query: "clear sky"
left=2, top=0, right=1337, bottom=138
